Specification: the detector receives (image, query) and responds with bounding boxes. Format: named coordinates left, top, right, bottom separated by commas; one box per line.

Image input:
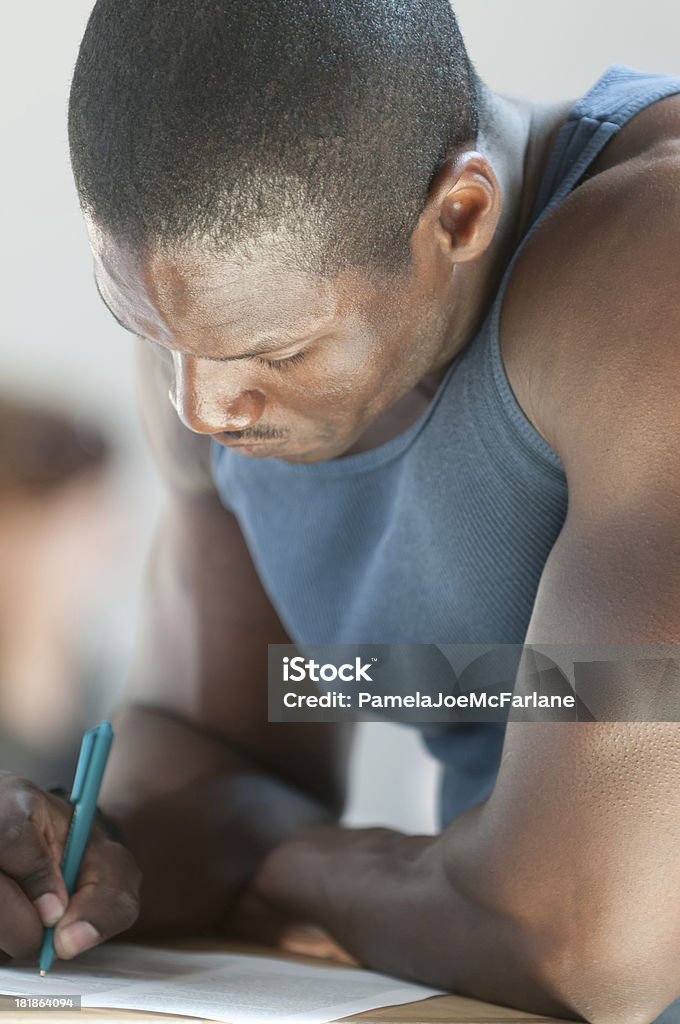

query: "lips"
left=214, top=437, right=264, bottom=449
left=211, top=433, right=288, bottom=456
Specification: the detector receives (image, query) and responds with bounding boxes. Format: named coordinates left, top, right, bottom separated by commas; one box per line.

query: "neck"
left=424, top=86, right=573, bottom=388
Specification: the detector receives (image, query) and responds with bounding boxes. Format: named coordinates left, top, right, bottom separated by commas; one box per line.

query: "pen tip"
left=39, top=970, right=46, bottom=977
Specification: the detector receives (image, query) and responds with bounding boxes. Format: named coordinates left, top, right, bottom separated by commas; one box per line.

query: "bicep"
left=491, top=207, right=680, bottom=875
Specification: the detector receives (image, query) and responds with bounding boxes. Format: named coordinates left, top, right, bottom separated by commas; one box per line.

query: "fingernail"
left=34, top=893, right=66, bottom=927
left=57, top=921, right=101, bottom=959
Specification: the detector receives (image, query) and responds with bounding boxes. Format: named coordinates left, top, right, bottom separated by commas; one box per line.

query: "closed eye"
left=144, top=336, right=309, bottom=370
left=256, top=350, right=307, bottom=370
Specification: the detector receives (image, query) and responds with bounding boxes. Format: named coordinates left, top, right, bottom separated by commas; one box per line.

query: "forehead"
left=88, top=222, right=350, bottom=349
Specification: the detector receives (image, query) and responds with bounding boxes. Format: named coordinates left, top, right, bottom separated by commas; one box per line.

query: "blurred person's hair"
left=0, top=398, right=112, bottom=500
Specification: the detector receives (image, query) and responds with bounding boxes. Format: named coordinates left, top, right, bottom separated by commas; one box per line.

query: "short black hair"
left=69, top=0, right=481, bottom=273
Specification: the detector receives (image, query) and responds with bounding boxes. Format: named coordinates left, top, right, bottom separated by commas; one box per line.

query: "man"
left=1, top=2, right=679, bottom=1021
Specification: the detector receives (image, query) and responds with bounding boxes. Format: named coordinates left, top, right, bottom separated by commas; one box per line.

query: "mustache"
left=218, top=426, right=287, bottom=442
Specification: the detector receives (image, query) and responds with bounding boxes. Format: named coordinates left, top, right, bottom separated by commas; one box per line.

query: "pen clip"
left=69, top=726, right=99, bottom=804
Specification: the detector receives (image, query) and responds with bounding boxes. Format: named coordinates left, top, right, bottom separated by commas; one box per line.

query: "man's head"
left=70, top=0, right=481, bottom=271
left=70, top=1, right=504, bottom=462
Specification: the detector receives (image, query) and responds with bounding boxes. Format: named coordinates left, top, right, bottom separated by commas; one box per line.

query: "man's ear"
left=416, top=151, right=503, bottom=266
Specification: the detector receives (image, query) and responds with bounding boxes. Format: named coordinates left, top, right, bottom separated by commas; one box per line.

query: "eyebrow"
left=92, top=272, right=315, bottom=362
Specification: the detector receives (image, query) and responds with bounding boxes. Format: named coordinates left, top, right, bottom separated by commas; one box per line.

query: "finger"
left=229, top=889, right=300, bottom=947
left=54, top=839, right=141, bottom=960
left=0, top=874, right=44, bottom=961
left=0, top=781, right=69, bottom=925
left=278, top=925, right=359, bottom=965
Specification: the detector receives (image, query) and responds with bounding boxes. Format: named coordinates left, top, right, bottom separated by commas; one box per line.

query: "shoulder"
left=500, top=93, right=680, bottom=491
left=136, top=341, right=217, bottom=496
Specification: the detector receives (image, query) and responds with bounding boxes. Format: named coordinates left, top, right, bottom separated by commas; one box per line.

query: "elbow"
left=536, top=919, right=680, bottom=1024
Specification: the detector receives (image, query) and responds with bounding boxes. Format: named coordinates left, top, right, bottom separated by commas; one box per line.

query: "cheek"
left=276, top=340, right=382, bottom=411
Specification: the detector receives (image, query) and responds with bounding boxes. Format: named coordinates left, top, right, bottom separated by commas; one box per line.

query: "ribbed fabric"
left=212, top=67, right=680, bottom=830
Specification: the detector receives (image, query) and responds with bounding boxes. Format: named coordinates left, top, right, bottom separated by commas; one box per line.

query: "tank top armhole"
left=482, top=66, right=680, bottom=486
left=485, top=299, right=566, bottom=480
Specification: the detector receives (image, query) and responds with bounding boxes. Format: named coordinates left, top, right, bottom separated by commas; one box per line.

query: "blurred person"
left=0, top=398, right=119, bottom=786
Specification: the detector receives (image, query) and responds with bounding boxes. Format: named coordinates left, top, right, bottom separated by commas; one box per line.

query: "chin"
left=226, top=440, right=311, bottom=462
left=277, top=439, right=350, bottom=464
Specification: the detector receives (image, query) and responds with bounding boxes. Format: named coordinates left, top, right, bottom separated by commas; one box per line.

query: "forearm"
left=99, top=704, right=337, bottom=936
left=253, top=815, right=577, bottom=1018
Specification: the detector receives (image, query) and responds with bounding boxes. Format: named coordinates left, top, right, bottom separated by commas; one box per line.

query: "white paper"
left=0, top=943, right=445, bottom=1023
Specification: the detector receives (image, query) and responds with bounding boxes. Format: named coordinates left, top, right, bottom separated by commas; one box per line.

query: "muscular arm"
left=250, top=154, right=680, bottom=1022
left=99, top=342, right=352, bottom=935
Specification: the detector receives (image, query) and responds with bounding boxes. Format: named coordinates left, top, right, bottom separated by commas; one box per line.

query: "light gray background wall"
left=456, top=0, right=680, bottom=100
left=2, top=3, right=678, bottom=835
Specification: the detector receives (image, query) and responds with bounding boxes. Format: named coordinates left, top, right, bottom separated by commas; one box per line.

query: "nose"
left=170, top=353, right=265, bottom=435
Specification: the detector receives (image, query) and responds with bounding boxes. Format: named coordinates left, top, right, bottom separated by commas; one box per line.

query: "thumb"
left=54, top=838, right=141, bottom=960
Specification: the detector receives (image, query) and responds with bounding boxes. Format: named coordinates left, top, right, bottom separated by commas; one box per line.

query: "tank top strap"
left=473, top=65, right=680, bottom=476
left=530, top=65, right=680, bottom=225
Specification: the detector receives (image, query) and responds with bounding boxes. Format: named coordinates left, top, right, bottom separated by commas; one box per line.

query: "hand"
left=248, top=824, right=436, bottom=977
left=231, top=887, right=358, bottom=966
left=0, top=772, right=142, bottom=964
left=244, top=825, right=372, bottom=964
left=276, top=923, right=359, bottom=965
left=231, top=825, right=362, bottom=964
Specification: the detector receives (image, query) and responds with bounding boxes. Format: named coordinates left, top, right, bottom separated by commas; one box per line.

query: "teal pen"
left=39, top=721, right=114, bottom=976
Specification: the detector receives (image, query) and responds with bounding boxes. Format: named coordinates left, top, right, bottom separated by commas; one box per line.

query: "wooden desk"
left=0, top=939, right=573, bottom=1024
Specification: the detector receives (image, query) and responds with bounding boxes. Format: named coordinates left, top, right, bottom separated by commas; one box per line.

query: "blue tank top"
left=212, top=66, right=680, bottom=828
